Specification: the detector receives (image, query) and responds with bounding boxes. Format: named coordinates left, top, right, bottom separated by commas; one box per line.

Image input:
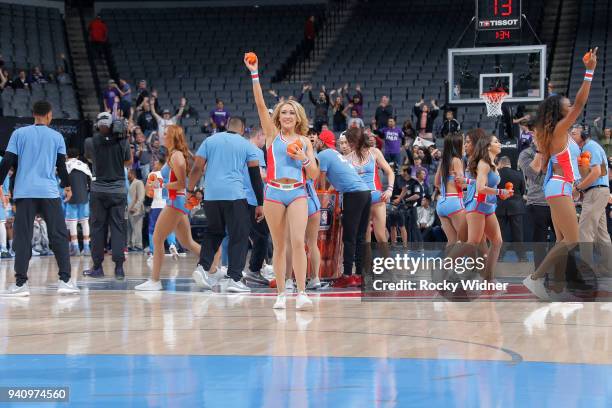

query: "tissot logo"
left=479, top=19, right=519, bottom=27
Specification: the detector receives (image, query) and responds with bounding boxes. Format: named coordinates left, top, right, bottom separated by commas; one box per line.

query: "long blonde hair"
left=271, top=100, right=309, bottom=136
left=165, top=124, right=192, bottom=173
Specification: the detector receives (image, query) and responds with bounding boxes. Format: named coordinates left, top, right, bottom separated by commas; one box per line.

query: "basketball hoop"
left=482, top=91, right=507, bottom=117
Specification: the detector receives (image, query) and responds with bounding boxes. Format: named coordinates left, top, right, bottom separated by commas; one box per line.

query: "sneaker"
left=296, top=291, right=313, bottom=311
left=0, top=283, right=30, bottom=297
left=217, top=265, right=228, bottom=276
left=69, top=245, right=80, bottom=257
left=192, top=265, right=214, bottom=290
left=115, top=266, right=125, bottom=281
left=349, top=275, right=362, bottom=287
left=332, top=274, right=353, bottom=288
left=245, top=269, right=269, bottom=286
left=81, top=247, right=91, bottom=256
left=0, top=282, right=30, bottom=297
left=146, top=254, right=154, bottom=267
left=262, top=264, right=275, bottom=280
left=9, top=249, right=15, bottom=257
left=523, top=275, right=550, bottom=300
left=226, top=279, right=251, bottom=293
left=57, top=279, right=80, bottom=295
left=135, top=279, right=162, bottom=291
left=285, top=279, right=295, bottom=292
left=0, top=250, right=12, bottom=259
left=169, top=244, right=179, bottom=260
left=273, top=292, right=287, bottom=309
left=82, top=266, right=104, bottom=278
left=306, top=277, right=321, bottom=290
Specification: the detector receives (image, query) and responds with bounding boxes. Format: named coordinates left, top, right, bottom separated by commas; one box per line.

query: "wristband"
left=465, top=177, right=475, bottom=185
left=386, top=186, right=393, bottom=191
left=302, top=158, right=311, bottom=167
left=584, top=70, right=594, bottom=81
left=251, top=71, right=259, bottom=81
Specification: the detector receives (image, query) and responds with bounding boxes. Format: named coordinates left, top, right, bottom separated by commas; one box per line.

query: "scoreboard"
left=476, top=0, right=522, bottom=45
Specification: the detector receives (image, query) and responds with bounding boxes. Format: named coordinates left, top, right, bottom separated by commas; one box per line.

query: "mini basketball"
left=245, top=52, right=257, bottom=64
left=286, top=140, right=303, bottom=155
left=583, top=51, right=591, bottom=64
left=581, top=151, right=592, bottom=159
left=505, top=182, right=513, bottom=190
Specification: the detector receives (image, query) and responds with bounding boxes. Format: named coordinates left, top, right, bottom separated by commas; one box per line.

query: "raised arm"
left=555, top=48, right=598, bottom=138
left=150, top=97, right=162, bottom=122
left=244, top=54, right=275, bottom=144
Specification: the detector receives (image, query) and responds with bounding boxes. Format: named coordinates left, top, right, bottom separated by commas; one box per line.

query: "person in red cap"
left=315, top=129, right=372, bottom=287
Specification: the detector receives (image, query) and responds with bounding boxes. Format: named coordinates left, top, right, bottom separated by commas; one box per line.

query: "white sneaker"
left=262, top=264, right=275, bottom=280
left=306, top=277, right=321, bottom=290
left=192, top=265, right=215, bottom=290
left=226, top=279, right=251, bottom=293
left=273, top=292, right=287, bottom=309
left=523, top=276, right=550, bottom=300
left=134, top=279, right=163, bottom=291
left=0, top=283, right=30, bottom=297
left=169, top=244, right=179, bottom=260
left=285, top=279, right=295, bottom=293
left=296, top=291, right=313, bottom=311
left=146, top=254, right=154, bottom=267
left=57, top=279, right=80, bottom=295
left=217, top=265, right=228, bottom=277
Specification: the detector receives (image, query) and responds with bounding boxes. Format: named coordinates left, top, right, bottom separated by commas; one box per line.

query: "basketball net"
left=482, top=91, right=507, bottom=117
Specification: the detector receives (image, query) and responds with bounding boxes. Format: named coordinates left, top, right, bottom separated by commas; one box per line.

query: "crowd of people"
left=0, top=49, right=611, bottom=304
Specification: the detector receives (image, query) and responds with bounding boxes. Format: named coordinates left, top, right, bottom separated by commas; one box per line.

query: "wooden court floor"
left=0, top=254, right=610, bottom=406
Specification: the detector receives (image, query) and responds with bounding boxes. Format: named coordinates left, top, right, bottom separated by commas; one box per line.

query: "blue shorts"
left=65, top=203, right=89, bottom=221
left=465, top=199, right=496, bottom=216
left=436, top=194, right=465, bottom=217
left=149, top=208, right=162, bottom=234
left=371, top=190, right=384, bottom=206
left=0, top=205, right=5, bottom=222
left=544, top=176, right=573, bottom=200
left=264, top=184, right=307, bottom=207
left=167, top=195, right=188, bottom=214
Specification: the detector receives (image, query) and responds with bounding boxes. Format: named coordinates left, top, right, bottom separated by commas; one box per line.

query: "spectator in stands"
left=344, top=84, right=363, bottom=118
left=518, top=118, right=534, bottom=153
left=113, top=79, right=132, bottom=117
left=127, top=169, right=145, bottom=252
left=134, top=127, right=153, bottom=179
left=547, top=82, right=557, bottom=97
left=29, top=67, right=47, bottom=85
left=110, top=95, right=122, bottom=119
left=304, top=15, right=316, bottom=57
left=496, top=156, right=527, bottom=260
left=593, top=117, right=612, bottom=157
left=210, top=98, right=230, bottom=132
left=137, top=100, right=158, bottom=136
left=306, top=85, right=330, bottom=132
left=374, top=96, right=393, bottom=129
left=52, top=53, right=71, bottom=85
left=331, top=95, right=346, bottom=132
left=379, top=117, right=404, bottom=168
left=151, top=98, right=184, bottom=145
left=440, top=110, right=460, bottom=137
left=177, top=97, right=199, bottom=123
left=12, top=70, right=29, bottom=90
left=88, top=15, right=108, bottom=58
left=366, top=127, right=383, bottom=151
left=417, top=195, right=435, bottom=241
left=347, top=109, right=364, bottom=129
left=135, top=80, right=149, bottom=107
left=1, top=69, right=12, bottom=90
left=414, top=98, right=439, bottom=141
left=103, top=80, right=119, bottom=113
left=402, top=120, right=416, bottom=148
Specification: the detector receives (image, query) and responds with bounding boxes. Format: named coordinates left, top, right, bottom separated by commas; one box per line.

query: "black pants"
left=404, top=207, right=422, bottom=243
left=199, top=200, right=251, bottom=281
left=527, top=205, right=553, bottom=270
left=248, top=205, right=269, bottom=273
left=499, top=213, right=526, bottom=257
left=341, top=191, right=372, bottom=276
left=14, top=198, right=71, bottom=285
left=90, top=192, right=127, bottom=268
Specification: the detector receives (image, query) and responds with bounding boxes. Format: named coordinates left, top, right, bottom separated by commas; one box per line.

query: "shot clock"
left=476, top=0, right=522, bottom=45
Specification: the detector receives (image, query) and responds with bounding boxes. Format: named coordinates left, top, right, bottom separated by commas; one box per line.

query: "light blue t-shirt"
left=318, top=148, right=369, bottom=193
left=7, top=124, right=66, bottom=199
left=582, top=140, right=609, bottom=188
left=196, top=131, right=259, bottom=201
left=243, top=145, right=266, bottom=206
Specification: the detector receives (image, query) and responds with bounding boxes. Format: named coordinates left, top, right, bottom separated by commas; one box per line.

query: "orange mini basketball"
left=245, top=52, right=258, bottom=65
left=286, top=139, right=303, bottom=155
left=580, top=151, right=591, bottom=160
left=505, top=182, right=513, bottom=191
left=583, top=51, right=591, bottom=64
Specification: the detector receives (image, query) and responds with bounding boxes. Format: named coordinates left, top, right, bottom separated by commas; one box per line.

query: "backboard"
left=448, top=45, right=546, bottom=104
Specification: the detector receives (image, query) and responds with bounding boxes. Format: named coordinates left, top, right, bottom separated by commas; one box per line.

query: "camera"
left=95, top=112, right=127, bottom=142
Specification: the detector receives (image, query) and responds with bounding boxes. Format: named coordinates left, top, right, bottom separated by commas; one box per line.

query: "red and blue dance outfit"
left=465, top=169, right=500, bottom=216
left=353, top=150, right=384, bottom=205
left=436, top=175, right=465, bottom=217
left=264, top=134, right=307, bottom=206
left=543, top=143, right=580, bottom=199
left=161, top=163, right=188, bottom=214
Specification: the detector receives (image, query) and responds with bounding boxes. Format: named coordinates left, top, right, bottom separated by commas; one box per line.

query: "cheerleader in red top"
left=245, top=55, right=319, bottom=310
left=135, top=125, right=201, bottom=291
left=524, top=49, right=598, bottom=300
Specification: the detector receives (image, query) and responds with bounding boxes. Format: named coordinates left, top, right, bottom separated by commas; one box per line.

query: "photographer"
left=83, top=112, right=132, bottom=280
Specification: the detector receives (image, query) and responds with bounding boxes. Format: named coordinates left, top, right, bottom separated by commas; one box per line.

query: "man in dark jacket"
left=440, top=110, right=461, bottom=137
left=304, top=85, right=330, bottom=132
left=414, top=99, right=439, bottom=141
left=496, top=156, right=527, bottom=260
left=375, top=96, right=393, bottom=129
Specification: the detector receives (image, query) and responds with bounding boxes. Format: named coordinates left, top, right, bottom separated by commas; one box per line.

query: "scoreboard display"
left=476, top=0, right=522, bottom=45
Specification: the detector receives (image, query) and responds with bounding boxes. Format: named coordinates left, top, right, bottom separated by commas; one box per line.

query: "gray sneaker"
left=192, top=265, right=214, bottom=290
left=245, top=269, right=269, bottom=286
left=226, top=279, right=251, bottom=293
left=57, top=279, right=80, bottom=295
left=0, top=283, right=30, bottom=297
